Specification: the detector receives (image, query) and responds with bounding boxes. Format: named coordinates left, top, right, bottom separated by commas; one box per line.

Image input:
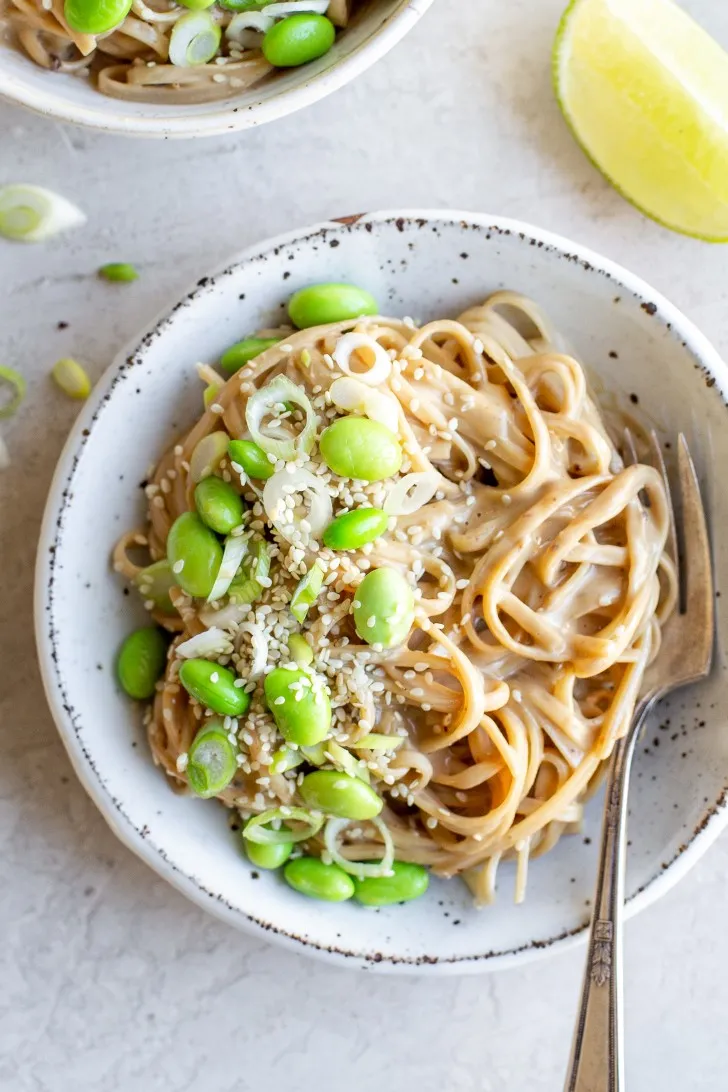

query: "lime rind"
left=553, top=0, right=728, bottom=242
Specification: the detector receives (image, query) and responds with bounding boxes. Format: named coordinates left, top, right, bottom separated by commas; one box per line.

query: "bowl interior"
left=0, top=0, right=421, bottom=136
left=37, top=212, right=728, bottom=971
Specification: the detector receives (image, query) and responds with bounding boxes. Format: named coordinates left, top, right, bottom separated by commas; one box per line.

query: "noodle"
left=115, top=290, right=674, bottom=906
left=2, top=0, right=361, bottom=104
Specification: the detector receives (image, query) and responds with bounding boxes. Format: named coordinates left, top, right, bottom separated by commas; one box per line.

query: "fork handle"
left=564, top=699, right=653, bottom=1092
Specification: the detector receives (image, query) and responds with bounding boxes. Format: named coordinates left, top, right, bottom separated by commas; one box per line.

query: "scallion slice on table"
left=0, top=185, right=85, bottom=242
left=0, top=366, right=26, bottom=419
left=51, top=358, right=91, bottom=400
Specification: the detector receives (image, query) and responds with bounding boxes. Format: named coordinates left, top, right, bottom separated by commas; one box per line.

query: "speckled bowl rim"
left=0, top=0, right=432, bottom=138
left=35, top=210, right=728, bottom=974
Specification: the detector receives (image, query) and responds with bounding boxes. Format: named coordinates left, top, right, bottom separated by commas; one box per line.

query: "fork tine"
left=646, top=429, right=680, bottom=593
left=678, top=434, right=714, bottom=663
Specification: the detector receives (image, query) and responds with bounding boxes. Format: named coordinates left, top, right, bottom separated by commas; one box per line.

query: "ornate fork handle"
left=564, top=697, right=654, bottom=1092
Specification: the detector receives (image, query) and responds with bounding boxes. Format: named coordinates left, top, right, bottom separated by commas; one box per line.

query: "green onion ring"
left=243, top=806, right=324, bottom=846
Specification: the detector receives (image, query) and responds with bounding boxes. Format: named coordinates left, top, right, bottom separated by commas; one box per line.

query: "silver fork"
left=564, top=433, right=714, bottom=1092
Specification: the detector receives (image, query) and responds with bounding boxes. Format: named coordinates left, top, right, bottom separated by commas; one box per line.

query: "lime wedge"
left=554, top=0, right=728, bottom=240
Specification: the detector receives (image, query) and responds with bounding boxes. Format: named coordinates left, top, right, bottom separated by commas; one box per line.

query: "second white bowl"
left=0, top=0, right=431, bottom=137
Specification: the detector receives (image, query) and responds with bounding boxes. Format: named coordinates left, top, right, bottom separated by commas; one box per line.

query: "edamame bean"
left=262, top=13, right=335, bottom=69
left=299, top=770, right=383, bottom=820
left=133, top=558, right=177, bottom=615
left=264, top=666, right=331, bottom=746
left=244, top=838, right=293, bottom=870
left=353, top=567, right=415, bottom=649
left=98, top=262, right=138, bottom=282
left=283, top=857, right=355, bottom=902
left=64, top=0, right=132, bottom=34
left=166, top=512, right=223, bottom=599
left=319, top=416, right=402, bottom=482
left=187, top=720, right=237, bottom=798
left=178, top=658, right=251, bottom=717
left=221, top=338, right=279, bottom=374
left=322, top=507, right=388, bottom=550
left=288, top=283, right=378, bottom=329
left=354, top=862, right=429, bottom=906
left=228, top=438, right=274, bottom=480
left=194, top=476, right=244, bottom=535
left=117, top=626, right=167, bottom=700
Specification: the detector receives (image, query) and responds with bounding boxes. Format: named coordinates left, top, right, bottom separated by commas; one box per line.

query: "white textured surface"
left=2, top=0, right=728, bottom=1088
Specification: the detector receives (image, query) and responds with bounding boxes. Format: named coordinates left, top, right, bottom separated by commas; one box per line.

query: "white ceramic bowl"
left=35, top=210, right=728, bottom=974
left=0, top=0, right=430, bottom=138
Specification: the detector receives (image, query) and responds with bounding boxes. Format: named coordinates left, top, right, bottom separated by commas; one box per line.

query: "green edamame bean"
left=134, top=559, right=177, bottom=615
left=319, top=416, right=402, bottom=482
left=353, top=567, right=415, bottom=649
left=262, top=13, right=335, bottom=69
left=117, top=626, right=167, bottom=700
left=283, top=856, right=355, bottom=902
left=354, top=862, right=429, bottom=906
left=244, top=838, right=293, bottom=870
left=322, top=507, right=388, bottom=551
left=178, top=658, right=251, bottom=717
left=194, top=476, right=244, bottom=535
left=221, top=337, right=279, bottom=375
left=288, top=283, right=378, bottom=329
left=166, top=512, right=223, bottom=599
left=98, top=262, right=138, bottom=283
left=187, top=720, right=237, bottom=798
left=228, top=439, right=274, bottom=480
left=264, top=666, right=331, bottom=746
left=299, top=770, right=383, bottom=820
left=64, top=0, right=132, bottom=34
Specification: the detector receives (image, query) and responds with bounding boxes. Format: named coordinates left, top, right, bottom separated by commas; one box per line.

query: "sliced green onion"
left=51, top=357, right=91, bottom=400
left=269, top=746, right=304, bottom=776
left=243, top=806, right=324, bottom=846
left=288, top=632, right=314, bottom=668
left=251, top=539, right=270, bottom=585
left=228, top=572, right=262, bottom=606
left=0, top=366, right=26, bottom=420
left=226, top=10, right=274, bottom=41
left=263, top=468, right=332, bottom=544
left=190, top=431, right=229, bottom=483
left=290, top=560, right=325, bottom=622
left=134, top=559, right=178, bottom=615
left=203, top=384, right=221, bottom=410
left=207, top=532, right=249, bottom=603
left=169, top=10, right=222, bottom=66
left=219, top=0, right=275, bottom=10
left=98, top=262, right=138, bottom=283
left=324, top=815, right=395, bottom=880
left=349, top=734, right=406, bottom=752
left=301, top=742, right=327, bottom=765
left=324, top=740, right=371, bottom=784
left=0, top=184, right=85, bottom=243
left=187, top=720, right=237, bottom=798
left=246, top=374, right=317, bottom=461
